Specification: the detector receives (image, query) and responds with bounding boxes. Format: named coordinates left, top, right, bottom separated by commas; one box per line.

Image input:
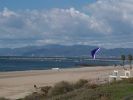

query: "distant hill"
left=0, top=45, right=132, bottom=57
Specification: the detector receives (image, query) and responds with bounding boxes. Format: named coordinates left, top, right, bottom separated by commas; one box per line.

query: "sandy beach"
left=0, top=66, right=125, bottom=99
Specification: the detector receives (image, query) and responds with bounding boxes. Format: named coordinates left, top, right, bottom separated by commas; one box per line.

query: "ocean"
left=0, top=57, right=121, bottom=72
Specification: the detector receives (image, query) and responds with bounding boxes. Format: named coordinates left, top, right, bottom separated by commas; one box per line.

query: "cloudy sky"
left=0, top=0, right=132, bottom=48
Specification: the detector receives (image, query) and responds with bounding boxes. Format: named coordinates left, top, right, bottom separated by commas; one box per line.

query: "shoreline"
left=0, top=65, right=117, bottom=73
left=0, top=66, right=123, bottom=99
left=0, top=65, right=114, bottom=73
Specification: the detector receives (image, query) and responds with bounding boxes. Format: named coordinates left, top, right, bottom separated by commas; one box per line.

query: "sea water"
left=0, top=57, right=121, bottom=72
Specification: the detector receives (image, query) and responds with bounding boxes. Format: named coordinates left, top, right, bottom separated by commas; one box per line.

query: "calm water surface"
left=0, top=57, right=121, bottom=72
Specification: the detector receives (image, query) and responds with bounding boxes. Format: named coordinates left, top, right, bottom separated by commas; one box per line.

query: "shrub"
left=48, top=81, right=73, bottom=96
left=124, top=78, right=133, bottom=83
left=90, top=83, right=98, bottom=89
left=84, top=83, right=98, bottom=89
left=40, top=86, right=52, bottom=95
left=100, top=96, right=110, bottom=100
left=74, top=79, right=88, bottom=89
left=22, top=92, right=45, bottom=100
left=0, top=98, right=9, bottom=100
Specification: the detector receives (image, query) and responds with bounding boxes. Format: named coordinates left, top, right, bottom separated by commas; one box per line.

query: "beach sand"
left=0, top=66, right=124, bottom=99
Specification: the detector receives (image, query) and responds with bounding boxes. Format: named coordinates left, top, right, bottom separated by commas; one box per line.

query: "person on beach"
left=34, top=85, right=38, bottom=92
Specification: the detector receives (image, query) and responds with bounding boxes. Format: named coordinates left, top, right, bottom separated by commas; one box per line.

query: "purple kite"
left=91, top=48, right=100, bottom=59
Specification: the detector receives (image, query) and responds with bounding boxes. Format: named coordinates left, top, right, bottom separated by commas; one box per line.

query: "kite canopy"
left=91, top=48, right=100, bottom=59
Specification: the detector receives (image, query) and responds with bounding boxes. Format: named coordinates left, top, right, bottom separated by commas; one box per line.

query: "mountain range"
left=0, top=45, right=132, bottom=57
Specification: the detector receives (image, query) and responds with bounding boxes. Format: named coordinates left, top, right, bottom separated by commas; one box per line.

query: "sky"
left=0, top=0, right=96, bottom=10
left=0, top=0, right=132, bottom=48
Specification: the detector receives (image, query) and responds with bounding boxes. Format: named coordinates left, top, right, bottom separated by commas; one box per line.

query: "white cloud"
left=85, top=0, right=133, bottom=48
left=0, top=0, right=133, bottom=48
left=0, top=7, right=111, bottom=48
left=2, top=7, right=17, bottom=17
